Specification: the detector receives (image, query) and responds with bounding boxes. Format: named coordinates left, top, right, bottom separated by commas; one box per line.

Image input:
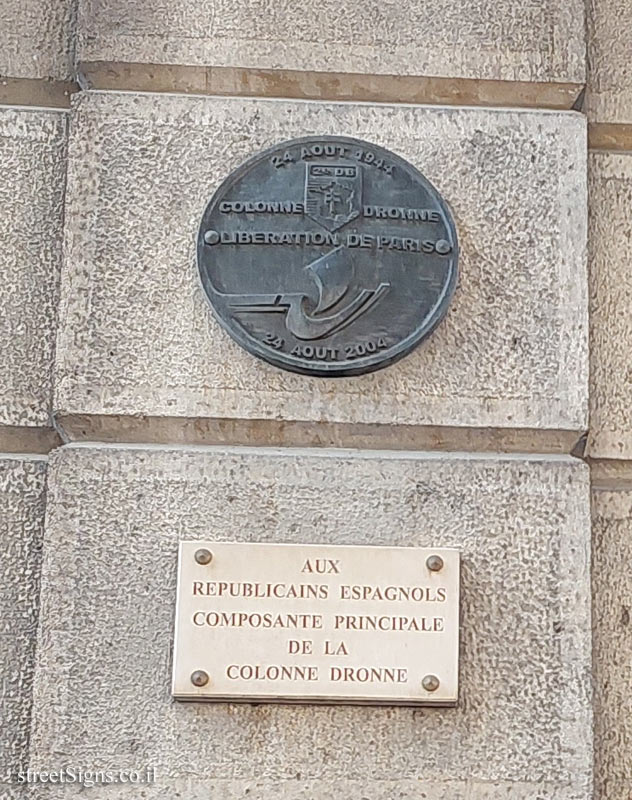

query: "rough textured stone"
left=0, top=0, right=74, bottom=81
left=77, top=0, right=585, bottom=86
left=30, top=444, right=592, bottom=798
left=55, top=93, right=588, bottom=434
left=587, top=0, right=632, bottom=125
left=0, top=108, right=67, bottom=430
left=587, top=153, right=632, bottom=459
left=592, top=487, right=632, bottom=800
left=0, top=456, right=47, bottom=791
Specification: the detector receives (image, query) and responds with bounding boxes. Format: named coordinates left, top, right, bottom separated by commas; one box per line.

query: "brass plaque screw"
left=191, top=670, right=210, bottom=687
left=422, top=674, right=440, bottom=692
left=426, top=554, right=444, bottom=572
left=194, top=548, right=213, bottom=565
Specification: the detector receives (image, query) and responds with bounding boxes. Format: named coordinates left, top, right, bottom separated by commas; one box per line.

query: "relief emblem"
left=304, top=164, right=362, bottom=232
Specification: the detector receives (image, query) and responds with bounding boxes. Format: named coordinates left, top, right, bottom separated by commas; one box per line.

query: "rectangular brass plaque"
left=172, top=541, right=460, bottom=706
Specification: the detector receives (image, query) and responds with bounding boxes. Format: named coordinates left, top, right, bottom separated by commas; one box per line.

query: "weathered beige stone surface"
left=592, top=486, right=632, bottom=800
left=55, top=93, right=588, bottom=435
left=0, top=108, right=67, bottom=430
left=587, top=0, right=632, bottom=125
left=77, top=0, right=585, bottom=86
left=30, top=445, right=592, bottom=798
left=0, top=0, right=74, bottom=81
left=17, top=778, right=596, bottom=800
left=588, top=153, right=632, bottom=459
left=0, top=456, right=47, bottom=794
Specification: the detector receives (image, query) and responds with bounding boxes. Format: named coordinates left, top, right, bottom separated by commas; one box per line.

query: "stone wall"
left=0, top=109, right=66, bottom=446
left=0, top=9, right=68, bottom=788
left=29, top=446, right=592, bottom=799
left=586, top=4, right=632, bottom=796
left=54, top=93, right=587, bottom=438
left=0, top=457, right=47, bottom=800
left=0, top=0, right=630, bottom=798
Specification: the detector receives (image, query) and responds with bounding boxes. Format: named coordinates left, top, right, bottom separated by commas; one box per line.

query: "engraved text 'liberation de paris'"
left=172, top=542, right=460, bottom=706
left=197, top=137, right=459, bottom=377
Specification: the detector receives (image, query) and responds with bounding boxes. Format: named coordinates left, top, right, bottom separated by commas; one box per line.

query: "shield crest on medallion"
left=304, top=163, right=362, bottom=232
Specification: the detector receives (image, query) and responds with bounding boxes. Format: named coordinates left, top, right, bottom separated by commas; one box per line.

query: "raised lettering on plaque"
left=197, top=136, right=459, bottom=376
left=172, top=542, right=460, bottom=706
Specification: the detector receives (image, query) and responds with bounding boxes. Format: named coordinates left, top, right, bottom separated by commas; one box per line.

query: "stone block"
left=0, top=108, right=67, bottom=432
left=54, top=93, right=588, bottom=438
left=29, top=444, right=592, bottom=798
left=77, top=0, right=585, bottom=88
left=0, top=0, right=73, bottom=81
left=592, top=486, right=632, bottom=800
left=587, top=153, right=632, bottom=459
left=587, top=0, right=632, bottom=125
left=0, top=456, right=47, bottom=791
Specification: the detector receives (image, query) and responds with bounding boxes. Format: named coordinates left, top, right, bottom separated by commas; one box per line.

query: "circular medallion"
left=198, top=136, right=458, bottom=377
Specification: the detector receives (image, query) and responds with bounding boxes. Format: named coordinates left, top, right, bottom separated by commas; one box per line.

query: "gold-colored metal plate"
left=172, top=541, right=459, bottom=706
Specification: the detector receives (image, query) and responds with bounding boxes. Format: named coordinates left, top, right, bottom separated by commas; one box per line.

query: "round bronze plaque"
left=198, top=136, right=458, bottom=377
